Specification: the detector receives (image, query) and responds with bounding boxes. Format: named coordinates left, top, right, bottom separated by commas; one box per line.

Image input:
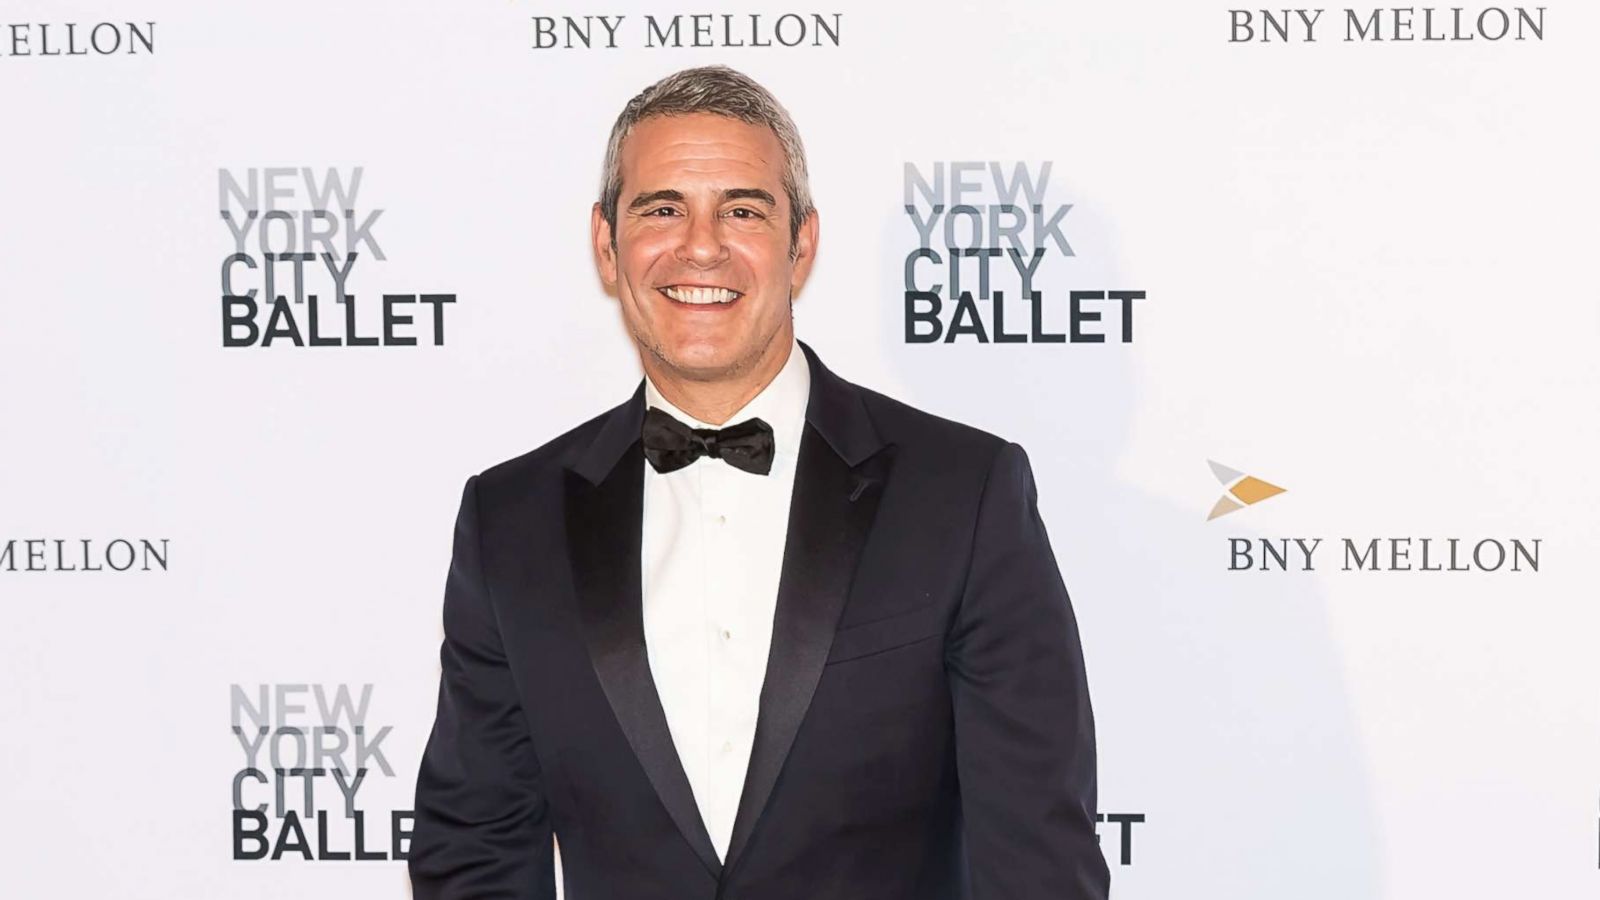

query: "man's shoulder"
left=471, top=398, right=625, bottom=494
left=850, top=380, right=1013, bottom=477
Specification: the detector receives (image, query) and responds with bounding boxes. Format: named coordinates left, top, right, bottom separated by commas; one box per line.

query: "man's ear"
left=591, top=202, right=617, bottom=286
left=790, top=208, right=820, bottom=291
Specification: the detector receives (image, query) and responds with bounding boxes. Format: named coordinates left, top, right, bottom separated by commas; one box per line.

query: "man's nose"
left=675, top=211, right=729, bottom=267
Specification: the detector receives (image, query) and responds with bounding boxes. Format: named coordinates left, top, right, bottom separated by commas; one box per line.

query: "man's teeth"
left=664, top=286, right=740, bottom=305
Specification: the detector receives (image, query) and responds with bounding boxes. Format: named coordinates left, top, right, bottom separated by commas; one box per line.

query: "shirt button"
left=721, top=628, right=732, bottom=641
left=721, top=740, right=734, bottom=753
left=716, top=514, right=727, bottom=525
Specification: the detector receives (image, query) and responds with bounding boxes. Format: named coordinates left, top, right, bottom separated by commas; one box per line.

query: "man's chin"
left=659, top=356, right=744, bottom=384
left=647, top=341, right=755, bottom=383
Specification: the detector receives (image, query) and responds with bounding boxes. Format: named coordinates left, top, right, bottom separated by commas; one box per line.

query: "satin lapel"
left=565, top=442, right=723, bottom=878
left=722, top=425, right=895, bottom=870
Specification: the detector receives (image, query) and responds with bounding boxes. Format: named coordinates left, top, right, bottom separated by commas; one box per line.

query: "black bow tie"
left=641, top=407, right=775, bottom=476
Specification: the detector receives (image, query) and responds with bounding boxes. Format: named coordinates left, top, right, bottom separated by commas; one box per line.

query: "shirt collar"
left=643, top=337, right=811, bottom=458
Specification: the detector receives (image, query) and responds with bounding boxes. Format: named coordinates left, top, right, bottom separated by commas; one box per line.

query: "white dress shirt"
left=640, top=338, right=810, bottom=863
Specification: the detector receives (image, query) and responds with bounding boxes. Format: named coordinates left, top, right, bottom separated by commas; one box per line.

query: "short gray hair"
left=598, top=65, right=815, bottom=257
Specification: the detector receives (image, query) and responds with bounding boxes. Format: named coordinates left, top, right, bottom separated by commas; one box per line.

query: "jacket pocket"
left=824, top=603, right=948, bottom=665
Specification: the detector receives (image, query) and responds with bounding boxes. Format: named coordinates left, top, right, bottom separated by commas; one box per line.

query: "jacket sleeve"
left=946, top=442, right=1110, bottom=899
left=409, top=475, right=556, bottom=899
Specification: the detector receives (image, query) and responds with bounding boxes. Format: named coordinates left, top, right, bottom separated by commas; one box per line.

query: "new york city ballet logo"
left=1096, top=812, right=1145, bottom=866
left=231, top=683, right=413, bottom=861
left=902, top=161, right=1145, bottom=344
left=218, top=167, right=457, bottom=348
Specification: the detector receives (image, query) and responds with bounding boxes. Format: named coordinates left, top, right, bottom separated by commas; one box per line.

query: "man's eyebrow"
left=626, top=187, right=778, bottom=211
left=627, top=189, right=684, bottom=211
left=723, top=188, right=777, bottom=206
left=723, top=187, right=777, bottom=204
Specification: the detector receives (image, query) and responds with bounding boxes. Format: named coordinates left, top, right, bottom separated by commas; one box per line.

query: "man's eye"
left=727, top=207, right=764, bottom=219
left=645, top=207, right=679, bottom=217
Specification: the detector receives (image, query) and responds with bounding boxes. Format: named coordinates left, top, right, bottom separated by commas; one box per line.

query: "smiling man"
left=408, top=65, right=1110, bottom=900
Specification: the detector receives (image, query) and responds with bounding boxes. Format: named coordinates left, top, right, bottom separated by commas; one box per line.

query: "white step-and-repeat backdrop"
left=2, top=1, right=1596, bottom=897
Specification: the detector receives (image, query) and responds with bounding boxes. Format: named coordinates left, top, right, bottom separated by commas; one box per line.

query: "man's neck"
left=644, top=339, right=795, bottom=426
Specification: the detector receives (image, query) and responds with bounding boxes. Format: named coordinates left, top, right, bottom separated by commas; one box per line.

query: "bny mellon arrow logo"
left=1206, top=460, right=1286, bottom=520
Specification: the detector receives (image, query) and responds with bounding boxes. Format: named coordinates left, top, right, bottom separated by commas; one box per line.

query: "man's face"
left=592, top=112, right=818, bottom=384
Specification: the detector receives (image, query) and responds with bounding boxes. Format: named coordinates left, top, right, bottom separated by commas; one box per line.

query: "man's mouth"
left=659, top=285, right=743, bottom=306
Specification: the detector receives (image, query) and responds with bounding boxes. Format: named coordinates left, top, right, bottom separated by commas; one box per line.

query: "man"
left=409, top=65, right=1109, bottom=899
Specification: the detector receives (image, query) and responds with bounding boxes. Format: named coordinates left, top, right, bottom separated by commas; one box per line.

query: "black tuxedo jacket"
left=409, top=341, right=1109, bottom=899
